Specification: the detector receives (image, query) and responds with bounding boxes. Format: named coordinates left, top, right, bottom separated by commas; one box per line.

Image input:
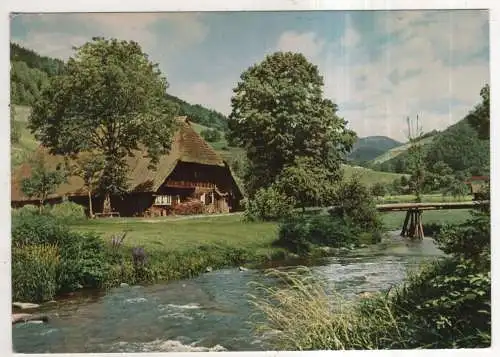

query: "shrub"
left=370, top=182, right=386, bottom=198
left=11, top=214, right=108, bottom=299
left=56, top=232, right=108, bottom=292
left=275, top=215, right=358, bottom=254
left=12, top=244, right=60, bottom=303
left=244, top=186, right=296, bottom=222
left=11, top=204, right=40, bottom=217
left=12, top=214, right=71, bottom=247
left=330, top=176, right=383, bottom=235
left=49, top=200, right=87, bottom=222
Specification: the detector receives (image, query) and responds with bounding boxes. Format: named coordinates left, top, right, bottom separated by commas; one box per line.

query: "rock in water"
left=13, top=302, right=40, bottom=309
left=120, top=283, right=129, bottom=288
left=12, top=313, right=49, bottom=324
left=205, top=267, right=213, bottom=273
left=238, top=266, right=248, bottom=271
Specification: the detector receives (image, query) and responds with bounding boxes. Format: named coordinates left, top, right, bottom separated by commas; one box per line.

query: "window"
left=154, top=195, right=172, bottom=206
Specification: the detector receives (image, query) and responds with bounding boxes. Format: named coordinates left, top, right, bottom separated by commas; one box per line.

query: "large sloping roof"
left=11, top=117, right=228, bottom=202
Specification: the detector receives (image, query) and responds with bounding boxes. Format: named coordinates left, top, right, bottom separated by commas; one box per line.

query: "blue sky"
left=10, top=10, right=489, bottom=141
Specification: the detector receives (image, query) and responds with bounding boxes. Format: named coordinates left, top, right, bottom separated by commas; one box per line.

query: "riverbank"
left=13, top=234, right=445, bottom=353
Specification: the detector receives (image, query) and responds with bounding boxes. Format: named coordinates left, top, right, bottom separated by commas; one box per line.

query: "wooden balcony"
left=164, top=180, right=215, bottom=189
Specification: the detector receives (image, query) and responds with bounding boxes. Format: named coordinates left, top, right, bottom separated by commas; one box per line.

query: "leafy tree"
left=10, top=105, right=21, bottom=144
left=227, top=52, right=356, bottom=195
left=200, top=128, right=222, bottom=142
left=442, top=178, right=469, bottom=200
left=70, top=153, right=104, bottom=217
left=370, top=182, right=386, bottom=198
left=467, top=84, right=490, bottom=140
left=29, top=37, right=178, bottom=212
left=21, top=152, right=66, bottom=213
left=406, top=115, right=426, bottom=202
left=274, top=156, right=333, bottom=211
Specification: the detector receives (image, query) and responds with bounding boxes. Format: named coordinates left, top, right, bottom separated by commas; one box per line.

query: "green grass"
left=69, top=215, right=280, bottom=257
left=342, top=164, right=407, bottom=186
left=67, top=209, right=472, bottom=255
left=381, top=209, right=472, bottom=231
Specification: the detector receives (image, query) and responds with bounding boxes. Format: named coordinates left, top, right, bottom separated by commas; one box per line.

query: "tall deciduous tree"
left=29, top=37, right=178, bottom=211
left=10, top=105, right=21, bottom=144
left=227, top=52, right=356, bottom=195
left=21, top=152, right=66, bottom=213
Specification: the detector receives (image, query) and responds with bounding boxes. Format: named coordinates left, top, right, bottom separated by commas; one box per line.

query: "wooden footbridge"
left=376, top=201, right=489, bottom=239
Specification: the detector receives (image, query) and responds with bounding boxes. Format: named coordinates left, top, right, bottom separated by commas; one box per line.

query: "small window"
left=154, top=195, right=172, bottom=206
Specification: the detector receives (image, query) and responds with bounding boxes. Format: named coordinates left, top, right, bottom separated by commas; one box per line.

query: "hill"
left=347, top=136, right=402, bottom=164
left=370, top=117, right=489, bottom=177
left=10, top=42, right=229, bottom=131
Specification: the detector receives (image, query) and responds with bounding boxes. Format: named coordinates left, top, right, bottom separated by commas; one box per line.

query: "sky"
left=10, top=10, right=489, bottom=141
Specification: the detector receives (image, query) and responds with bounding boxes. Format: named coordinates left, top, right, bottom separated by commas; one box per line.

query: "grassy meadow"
left=67, top=209, right=473, bottom=254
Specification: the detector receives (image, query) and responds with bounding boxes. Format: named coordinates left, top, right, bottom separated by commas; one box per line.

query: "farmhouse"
left=11, top=117, right=243, bottom=217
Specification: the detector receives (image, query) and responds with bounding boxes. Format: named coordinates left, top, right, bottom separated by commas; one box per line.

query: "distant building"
left=11, top=117, right=243, bottom=217
left=464, top=176, right=489, bottom=200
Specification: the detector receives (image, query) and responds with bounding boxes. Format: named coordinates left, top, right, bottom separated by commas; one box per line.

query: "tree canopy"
left=227, top=51, right=356, bottom=195
left=29, top=37, right=178, bottom=202
left=467, top=84, right=490, bottom=140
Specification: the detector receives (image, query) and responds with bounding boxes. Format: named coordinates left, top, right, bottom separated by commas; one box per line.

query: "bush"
left=12, top=244, right=60, bottom=303
left=330, top=176, right=383, bottom=235
left=370, top=182, right=386, bottom=198
left=11, top=204, right=40, bottom=217
left=49, top=200, right=87, bottom=222
left=11, top=214, right=108, bottom=301
left=275, top=215, right=358, bottom=254
left=244, top=186, right=296, bottom=222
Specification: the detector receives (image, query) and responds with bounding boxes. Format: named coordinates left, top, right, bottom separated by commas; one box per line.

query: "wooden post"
left=401, top=210, right=411, bottom=237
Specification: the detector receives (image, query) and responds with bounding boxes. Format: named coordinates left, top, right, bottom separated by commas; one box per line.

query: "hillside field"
left=370, top=135, right=435, bottom=164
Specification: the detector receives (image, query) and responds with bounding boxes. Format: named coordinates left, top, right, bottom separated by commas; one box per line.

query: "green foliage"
left=12, top=244, right=60, bottom=303
left=467, top=84, right=489, bottom=140
left=405, top=115, right=426, bottom=202
left=370, top=182, right=386, bottom=198
left=49, top=200, right=87, bottom=222
left=29, top=37, right=178, bottom=199
left=21, top=153, right=66, bottom=211
left=11, top=204, right=39, bottom=217
left=11, top=214, right=107, bottom=301
left=425, top=118, right=489, bottom=177
left=275, top=215, right=359, bottom=254
left=274, top=157, right=334, bottom=210
left=200, top=128, right=222, bottom=142
left=244, top=186, right=296, bottom=222
left=228, top=51, right=356, bottom=195
left=165, top=93, right=228, bottom=131
left=10, top=105, right=21, bottom=144
left=330, top=175, right=383, bottom=236
left=442, top=178, right=469, bottom=200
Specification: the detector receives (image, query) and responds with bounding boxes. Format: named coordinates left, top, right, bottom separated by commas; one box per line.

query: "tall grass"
left=12, top=244, right=60, bottom=302
left=248, top=267, right=406, bottom=350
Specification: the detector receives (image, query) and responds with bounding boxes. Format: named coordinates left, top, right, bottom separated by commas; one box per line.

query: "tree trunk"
left=88, top=189, right=93, bottom=218
left=103, top=193, right=112, bottom=214
left=39, top=199, right=43, bottom=214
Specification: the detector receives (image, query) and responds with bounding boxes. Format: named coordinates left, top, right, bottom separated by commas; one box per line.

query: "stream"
left=12, top=232, right=444, bottom=353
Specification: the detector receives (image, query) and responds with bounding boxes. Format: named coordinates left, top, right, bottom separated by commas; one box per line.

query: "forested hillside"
left=371, top=117, right=489, bottom=177
left=10, top=42, right=228, bottom=130
left=347, top=136, right=402, bottom=164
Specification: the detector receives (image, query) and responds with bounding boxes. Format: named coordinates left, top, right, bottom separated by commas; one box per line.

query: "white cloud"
left=276, top=31, right=325, bottom=60
left=171, top=80, right=233, bottom=115
left=340, top=14, right=360, bottom=49
left=13, top=13, right=209, bottom=61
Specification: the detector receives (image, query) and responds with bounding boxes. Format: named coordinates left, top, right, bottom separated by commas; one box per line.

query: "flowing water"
left=12, top=233, right=443, bottom=353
